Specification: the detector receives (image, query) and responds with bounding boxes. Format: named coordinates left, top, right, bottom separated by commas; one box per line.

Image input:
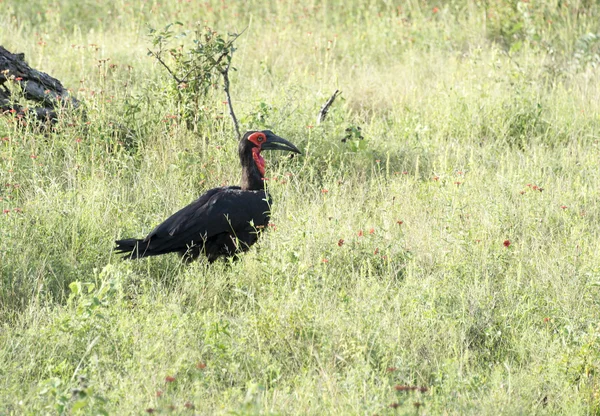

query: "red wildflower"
left=454, top=181, right=462, bottom=185
left=338, top=239, right=344, bottom=247
left=369, top=228, right=375, bottom=234
left=543, top=317, right=550, bottom=323
left=560, top=205, right=567, bottom=209
left=358, top=230, right=364, bottom=237
left=165, top=375, right=176, bottom=383
left=387, top=367, right=397, bottom=372
left=14, top=77, right=23, bottom=81
left=433, top=176, right=439, bottom=181
left=321, top=189, right=328, bottom=194
left=396, top=220, right=403, bottom=225
left=432, top=6, right=439, bottom=13
left=389, top=403, right=400, bottom=409
left=322, top=258, right=329, bottom=263
left=503, top=240, right=511, bottom=247
left=373, top=248, right=379, bottom=255
left=196, top=362, right=206, bottom=369
left=2, top=209, right=9, bottom=214
left=156, top=390, right=163, bottom=397
left=184, top=402, right=194, bottom=409
left=30, top=154, right=37, bottom=159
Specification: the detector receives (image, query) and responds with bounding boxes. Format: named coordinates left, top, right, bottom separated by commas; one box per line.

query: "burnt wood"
left=0, top=45, right=80, bottom=121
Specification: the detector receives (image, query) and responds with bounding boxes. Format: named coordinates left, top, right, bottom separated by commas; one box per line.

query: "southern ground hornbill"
left=115, top=130, right=301, bottom=262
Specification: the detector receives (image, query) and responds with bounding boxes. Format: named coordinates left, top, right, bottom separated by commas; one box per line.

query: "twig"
left=147, top=48, right=183, bottom=84
left=217, top=29, right=246, bottom=140
left=317, top=89, right=341, bottom=124
left=215, top=30, right=245, bottom=140
left=212, top=50, right=230, bottom=70
left=220, top=61, right=240, bottom=140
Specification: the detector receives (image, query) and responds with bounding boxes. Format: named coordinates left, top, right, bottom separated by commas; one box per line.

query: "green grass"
left=2, top=0, right=600, bottom=414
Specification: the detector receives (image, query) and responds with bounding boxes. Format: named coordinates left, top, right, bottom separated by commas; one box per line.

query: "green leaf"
left=72, top=400, right=87, bottom=412
left=509, top=40, right=523, bottom=54
left=69, top=282, right=81, bottom=296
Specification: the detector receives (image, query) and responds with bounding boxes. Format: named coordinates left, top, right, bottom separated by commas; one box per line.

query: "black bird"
left=115, top=130, right=301, bottom=262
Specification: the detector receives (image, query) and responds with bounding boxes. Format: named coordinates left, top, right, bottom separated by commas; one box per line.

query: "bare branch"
left=317, top=89, right=341, bottom=124
left=217, top=28, right=246, bottom=140
left=220, top=61, right=240, bottom=140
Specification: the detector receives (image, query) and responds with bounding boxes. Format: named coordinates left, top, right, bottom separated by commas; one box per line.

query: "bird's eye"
left=257, top=135, right=265, bottom=143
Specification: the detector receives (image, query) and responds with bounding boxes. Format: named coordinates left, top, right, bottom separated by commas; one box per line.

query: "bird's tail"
left=114, top=238, right=151, bottom=259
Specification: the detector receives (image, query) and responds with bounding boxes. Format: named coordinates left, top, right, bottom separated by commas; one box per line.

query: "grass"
left=1, top=0, right=600, bottom=414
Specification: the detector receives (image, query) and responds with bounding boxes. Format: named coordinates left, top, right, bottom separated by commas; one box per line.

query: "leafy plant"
left=147, top=22, right=243, bottom=134
left=573, top=33, right=600, bottom=71
left=341, top=125, right=366, bottom=152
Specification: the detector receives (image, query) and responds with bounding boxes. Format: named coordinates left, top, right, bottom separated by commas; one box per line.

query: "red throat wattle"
left=252, top=147, right=266, bottom=177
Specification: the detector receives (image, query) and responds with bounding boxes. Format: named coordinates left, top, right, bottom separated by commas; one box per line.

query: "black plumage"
left=115, top=130, right=300, bottom=262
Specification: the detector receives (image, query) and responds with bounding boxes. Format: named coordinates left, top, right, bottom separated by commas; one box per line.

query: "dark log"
left=0, top=45, right=80, bottom=121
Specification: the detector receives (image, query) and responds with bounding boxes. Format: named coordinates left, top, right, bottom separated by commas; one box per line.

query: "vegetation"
left=1, top=0, right=600, bottom=414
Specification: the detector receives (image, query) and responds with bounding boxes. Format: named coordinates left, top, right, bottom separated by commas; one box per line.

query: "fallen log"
left=0, top=45, right=80, bottom=121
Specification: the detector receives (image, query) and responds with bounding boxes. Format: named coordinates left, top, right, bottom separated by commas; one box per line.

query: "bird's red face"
left=247, top=132, right=267, bottom=177
left=242, top=130, right=301, bottom=179
left=247, top=131, right=267, bottom=147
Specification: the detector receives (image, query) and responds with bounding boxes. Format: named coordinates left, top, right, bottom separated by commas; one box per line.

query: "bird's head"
left=239, top=130, right=301, bottom=178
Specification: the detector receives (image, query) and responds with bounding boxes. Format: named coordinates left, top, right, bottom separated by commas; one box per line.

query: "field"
left=1, top=0, right=600, bottom=414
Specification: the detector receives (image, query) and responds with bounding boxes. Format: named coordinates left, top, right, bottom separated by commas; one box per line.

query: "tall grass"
left=1, top=0, right=600, bottom=414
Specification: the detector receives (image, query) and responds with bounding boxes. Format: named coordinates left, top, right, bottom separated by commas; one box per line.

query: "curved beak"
left=261, top=131, right=301, bottom=154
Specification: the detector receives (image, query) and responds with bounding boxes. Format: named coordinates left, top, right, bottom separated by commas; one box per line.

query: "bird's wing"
left=143, top=187, right=270, bottom=251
